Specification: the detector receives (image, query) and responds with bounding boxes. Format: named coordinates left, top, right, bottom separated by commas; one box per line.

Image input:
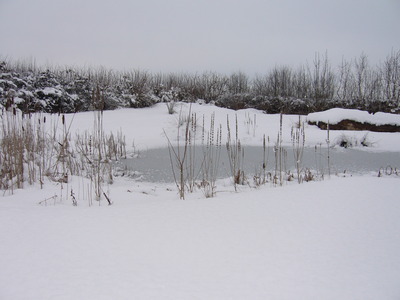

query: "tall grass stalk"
left=226, top=114, right=245, bottom=191
left=200, top=113, right=222, bottom=197
left=94, top=95, right=112, bottom=204
left=314, top=143, right=325, bottom=179
left=244, top=112, right=257, bottom=137
left=186, top=112, right=198, bottom=193
left=273, top=113, right=286, bottom=186
left=254, top=134, right=270, bottom=186
left=326, top=122, right=331, bottom=178
left=291, top=116, right=305, bottom=183
left=165, top=105, right=193, bottom=199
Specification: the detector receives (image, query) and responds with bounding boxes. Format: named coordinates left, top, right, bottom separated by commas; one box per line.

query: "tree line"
left=0, top=50, right=399, bottom=114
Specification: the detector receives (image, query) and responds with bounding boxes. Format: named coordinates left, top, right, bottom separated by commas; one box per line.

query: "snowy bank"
left=307, top=108, right=400, bottom=127
left=63, top=103, right=400, bottom=151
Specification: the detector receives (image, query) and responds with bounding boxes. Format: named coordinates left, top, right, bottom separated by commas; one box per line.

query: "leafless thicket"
left=2, top=50, right=399, bottom=114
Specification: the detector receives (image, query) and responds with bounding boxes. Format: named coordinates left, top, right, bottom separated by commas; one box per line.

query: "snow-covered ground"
left=1, top=103, right=400, bottom=299
left=64, top=102, right=400, bottom=151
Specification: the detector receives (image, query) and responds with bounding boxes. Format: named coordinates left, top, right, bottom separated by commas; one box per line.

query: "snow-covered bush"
left=216, top=93, right=253, bottom=111
left=334, top=133, right=374, bottom=148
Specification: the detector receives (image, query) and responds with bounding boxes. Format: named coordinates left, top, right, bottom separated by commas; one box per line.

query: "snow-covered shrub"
left=35, top=87, right=76, bottom=113
left=216, top=93, right=253, bottom=110
left=335, top=134, right=354, bottom=148
left=263, top=97, right=286, bottom=114
left=166, top=100, right=176, bottom=114
left=334, top=133, right=374, bottom=148
left=287, top=98, right=313, bottom=115
left=359, top=133, right=374, bottom=147
left=123, top=91, right=154, bottom=108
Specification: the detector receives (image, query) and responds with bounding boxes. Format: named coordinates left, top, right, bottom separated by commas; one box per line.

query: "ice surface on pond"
left=120, top=146, right=400, bottom=182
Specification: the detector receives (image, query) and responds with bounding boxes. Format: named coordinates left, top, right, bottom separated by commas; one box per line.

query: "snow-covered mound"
left=307, top=108, right=400, bottom=126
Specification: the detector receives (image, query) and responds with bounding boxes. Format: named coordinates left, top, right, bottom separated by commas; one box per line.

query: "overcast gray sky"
left=0, top=0, right=399, bottom=74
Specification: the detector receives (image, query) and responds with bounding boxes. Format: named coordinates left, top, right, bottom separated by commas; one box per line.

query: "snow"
left=1, top=103, right=400, bottom=299
left=13, top=77, right=29, bottom=87
left=307, top=108, right=400, bottom=126
left=13, top=96, right=24, bottom=104
left=0, top=79, right=17, bottom=89
left=70, top=93, right=79, bottom=100
left=61, top=103, right=400, bottom=152
left=39, top=87, right=63, bottom=96
left=1, top=177, right=399, bottom=300
left=19, top=89, right=34, bottom=97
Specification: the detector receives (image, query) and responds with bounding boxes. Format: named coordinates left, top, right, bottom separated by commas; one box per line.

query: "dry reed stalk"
left=200, top=113, right=222, bottom=197
left=226, top=114, right=245, bottom=191
left=291, top=115, right=305, bottom=183
left=165, top=104, right=193, bottom=199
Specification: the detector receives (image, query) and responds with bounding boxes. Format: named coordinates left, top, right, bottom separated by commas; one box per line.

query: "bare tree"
left=308, top=52, right=335, bottom=102
left=353, top=53, right=369, bottom=104
left=336, top=57, right=353, bottom=102
left=293, top=65, right=310, bottom=99
left=253, top=74, right=269, bottom=96
left=201, top=72, right=228, bottom=101
left=228, top=71, right=249, bottom=94
left=382, top=50, right=400, bottom=104
left=265, top=66, right=293, bottom=97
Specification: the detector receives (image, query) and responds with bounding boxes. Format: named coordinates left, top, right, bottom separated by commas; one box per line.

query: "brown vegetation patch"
left=308, top=119, right=400, bottom=132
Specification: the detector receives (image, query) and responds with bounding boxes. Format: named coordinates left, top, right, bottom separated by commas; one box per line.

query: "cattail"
left=218, top=125, right=222, bottom=148
left=201, top=114, right=205, bottom=145
left=235, top=114, right=238, bottom=142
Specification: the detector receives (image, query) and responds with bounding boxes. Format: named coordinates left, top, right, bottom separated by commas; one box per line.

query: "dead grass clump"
left=378, top=166, right=399, bottom=177
left=0, top=88, right=127, bottom=204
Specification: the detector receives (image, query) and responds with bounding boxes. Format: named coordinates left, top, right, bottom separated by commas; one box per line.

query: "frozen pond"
left=117, top=146, right=400, bottom=183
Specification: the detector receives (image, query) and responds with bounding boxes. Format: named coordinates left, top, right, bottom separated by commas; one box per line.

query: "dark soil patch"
left=308, top=119, right=400, bottom=132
